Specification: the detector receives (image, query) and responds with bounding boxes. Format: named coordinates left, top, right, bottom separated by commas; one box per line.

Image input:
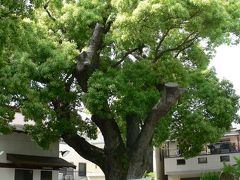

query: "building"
left=0, top=114, right=75, bottom=180
left=154, top=128, right=240, bottom=180
left=59, top=132, right=105, bottom=180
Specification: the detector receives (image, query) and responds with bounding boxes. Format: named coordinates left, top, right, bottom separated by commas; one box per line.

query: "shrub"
left=200, top=172, right=219, bottom=180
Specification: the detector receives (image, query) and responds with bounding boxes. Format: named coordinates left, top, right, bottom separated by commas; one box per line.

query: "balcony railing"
left=163, top=142, right=239, bottom=158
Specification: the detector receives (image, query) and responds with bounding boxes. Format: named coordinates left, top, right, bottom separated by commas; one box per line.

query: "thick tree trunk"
left=104, top=153, right=150, bottom=180
left=104, top=160, right=128, bottom=180
left=127, top=147, right=153, bottom=179
left=127, top=161, right=148, bottom=179
left=62, top=83, right=185, bottom=180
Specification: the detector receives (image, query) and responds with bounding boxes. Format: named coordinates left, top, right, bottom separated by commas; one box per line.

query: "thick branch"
left=88, top=23, right=105, bottom=66
left=130, top=83, right=186, bottom=158
left=76, top=23, right=104, bottom=70
left=91, top=115, right=125, bottom=152
left=127, top=83, right=185, bottom=178
left=75, top=23, right=104, bottom=92
left=62, top=134, right=106, bottom=170
left=126, top=114, right=140, bottom=151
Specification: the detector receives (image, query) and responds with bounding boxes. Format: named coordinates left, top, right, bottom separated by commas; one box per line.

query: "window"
left=220, top=155, right=230, bottom=162
left=79, top=163, right=86, bottom=176
left=198, top=157, right=207, bottom=164
left=41, top=171, right=52, bottom=180
left=15, top=169, right=33, bottom=180
left=177, top=159, right=186, bottom=165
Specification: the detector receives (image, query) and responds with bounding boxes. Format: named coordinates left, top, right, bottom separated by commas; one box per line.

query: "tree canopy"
left=1, top=0, right=240, bottom=179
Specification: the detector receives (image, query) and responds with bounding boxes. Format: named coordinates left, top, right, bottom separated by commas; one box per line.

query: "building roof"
left=6, top=153, right=76, bottom=169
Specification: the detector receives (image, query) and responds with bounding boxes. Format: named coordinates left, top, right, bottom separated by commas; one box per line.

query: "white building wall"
left=0, top=168, right=15, bottom=180
left=168, top=176, right=180, bottom=180
left=60, top=133, right=105, bottom=180
left=0, top=132, right=59, bottom=180
left=0, top=132, right=58, bottom=163
left=165, top=153, right=240, bottom=175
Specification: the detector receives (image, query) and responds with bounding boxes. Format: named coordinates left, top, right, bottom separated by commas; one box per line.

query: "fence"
left=59, top=169, right=88, bottom=180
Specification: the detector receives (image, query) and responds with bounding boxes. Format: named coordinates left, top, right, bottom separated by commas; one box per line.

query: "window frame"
left=78, top=163, right=87, bottom=176
left=198, top=157, right=208, bottom=164
left=177, top=159, right=186, bottom=165
left=41, top=170, right=52, bottom=180
left=220, top=155, right=230, bottom=162
left=15, top=169, right=33, bottom=180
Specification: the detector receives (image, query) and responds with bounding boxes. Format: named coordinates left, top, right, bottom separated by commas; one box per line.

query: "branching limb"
left=43, top=1, right=56, bottom=21
left=154, top=32, right=199, bottom=62
left=174, top=37, right=197, bottom=58
left=130, top=83, right=186, bottom=158
left=75, top=23, right=105, bottom=92
left=154, top=28, right=172, bottom=59
left=113, top=45, right=144, bottom=67
left=127, top=83, right=185, bottom=178
left=88, top=23, right=105, bottom=68
left=91, top=115, right=125, bottom=153
left=62, top=133, right=106, bottom=170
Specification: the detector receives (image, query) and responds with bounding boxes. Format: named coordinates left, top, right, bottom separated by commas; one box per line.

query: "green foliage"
left=223, top=157, right=240, bottom=178
left=85, top=60, right=160, bottom=120
left=143, top=171, right=155, bottom=180
left=200, top=172, right=219, bottom=180
left=169, top=70, right=239, bottom=157
left=0, top=0, right=240, bottom=155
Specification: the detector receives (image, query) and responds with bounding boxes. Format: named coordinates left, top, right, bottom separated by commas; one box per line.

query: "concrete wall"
left=168, top=176, right=180, bottom=180
left=0, top=132, right=59, bottom=180
left=0, top=168, right=15, bottom=180
left=88, top=176, right=106, bottom=180
left=164, top=152, right=240, bottom=175
left=0, top=132, right=58, bottom=163
left=167, top=141, right=178, bottom=157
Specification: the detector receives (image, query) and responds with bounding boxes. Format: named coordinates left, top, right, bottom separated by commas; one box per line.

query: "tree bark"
left=126, top=83, right=185, bottom=179
left=127, top=147, right=152, bottom=179
left=126, top=114, right=140, bottom=151
left=104, top=152, right=128, bottom=180
left=62, top=134, right=106, bottom=171
left=75, top=23, right=104, bottom=92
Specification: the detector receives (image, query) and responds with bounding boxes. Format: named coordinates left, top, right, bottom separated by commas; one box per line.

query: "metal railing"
left=163, top=142, right=240, bottom=158
left=59, top=169, right=88, bottom=180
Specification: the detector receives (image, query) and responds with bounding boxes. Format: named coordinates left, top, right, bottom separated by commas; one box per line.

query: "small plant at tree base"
left=143, top=172, right=155, bottom=180
left=200, top=172, right=219, bottom=180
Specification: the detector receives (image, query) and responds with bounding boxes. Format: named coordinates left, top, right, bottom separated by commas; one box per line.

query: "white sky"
left=211, top=44, right=240, bottom=127
left=211, top=45, right=240, bottom=95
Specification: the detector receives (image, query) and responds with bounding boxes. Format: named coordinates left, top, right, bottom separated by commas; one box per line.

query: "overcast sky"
left=211, top=44, right=240, bottom=127
left=211, top=45, right=240, bottom=95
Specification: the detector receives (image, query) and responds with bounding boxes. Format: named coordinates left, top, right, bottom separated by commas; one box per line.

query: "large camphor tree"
left=1, top=0, right=240, bottom=179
